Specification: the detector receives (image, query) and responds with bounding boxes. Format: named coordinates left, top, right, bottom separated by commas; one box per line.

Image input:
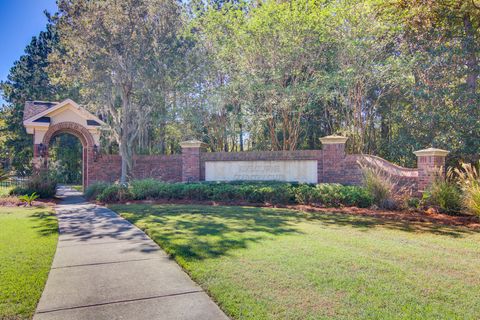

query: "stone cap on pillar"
left=319, top=135, right=348, bottom=145
left=413, top=148, right=449, bottom=157
left=180, top=140, right=207, bottom=148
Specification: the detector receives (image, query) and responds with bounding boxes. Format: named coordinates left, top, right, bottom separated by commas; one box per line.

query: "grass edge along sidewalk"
left=111, top=203, right=480, bottom=320
left=0, top=206, right=58, bottom=320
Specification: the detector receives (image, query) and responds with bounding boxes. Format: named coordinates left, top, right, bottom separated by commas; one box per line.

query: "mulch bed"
left=0, top=197, right=59, bottom=207
left=288, top=205, right=480, bottom=229
left=110, top=199, right=480, bottom=230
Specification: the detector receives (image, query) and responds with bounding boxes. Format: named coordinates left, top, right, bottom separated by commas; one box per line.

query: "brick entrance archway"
left=24, top=99, right=104, bottom=188
left=33, top=122, right=97, bottom=188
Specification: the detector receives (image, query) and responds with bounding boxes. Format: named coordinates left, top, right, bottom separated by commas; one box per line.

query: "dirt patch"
left=105, top=199, right=480, bottom=230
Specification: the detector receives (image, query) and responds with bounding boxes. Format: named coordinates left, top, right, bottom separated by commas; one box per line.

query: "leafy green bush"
left=294, top=184, right=317, bottom=204
left=130, top=179, right=169, bottom=200
left=11, top=172, right=57, bottom=198
left=423, top=178, right=463, bottom=214
left=295, top=184, right=373, bottom=208
left=91, top=179, right=372, bottom=207
left=97, top=184, right=132, bottom=202
left=243, top=184, right=294, bottom=204
left=340, top=186, right=374, bottom=208
left=84, top=182, right=110, bottom=200
left=315, top=184, right=346, bottom=207
left=180, top=183, right=211, bottom=200
left=210, top=183, right=239, bottom=201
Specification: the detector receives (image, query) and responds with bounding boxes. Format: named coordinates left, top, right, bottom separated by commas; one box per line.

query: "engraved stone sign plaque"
left=205, top=160, right=318, bottom=183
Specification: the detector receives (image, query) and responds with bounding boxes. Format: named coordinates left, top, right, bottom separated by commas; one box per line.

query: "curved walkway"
left=34, top=186, right=228, bottom=320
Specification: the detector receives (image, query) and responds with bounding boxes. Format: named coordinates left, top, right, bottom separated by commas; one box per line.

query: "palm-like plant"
left=18, top=192, right=40, bottom=207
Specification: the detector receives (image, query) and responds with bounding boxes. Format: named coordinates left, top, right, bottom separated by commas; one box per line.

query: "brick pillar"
left=319, top=135, right=348, bottom=183
left=84, top=145, right=99, bottom=188
left=414, top=148, right=449, bottom=192
left=33, top=143, right=48, bottom=171
left=180, top=140, right=206, bottom=182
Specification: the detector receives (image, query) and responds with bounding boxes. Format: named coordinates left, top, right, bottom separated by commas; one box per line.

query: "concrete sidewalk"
left=34, top=187, right=228, bottom=320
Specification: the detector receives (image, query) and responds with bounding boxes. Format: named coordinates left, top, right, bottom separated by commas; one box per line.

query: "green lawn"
left=111, top=204, right=480, bottom=320
left=0, top=207, right=58, bottom=320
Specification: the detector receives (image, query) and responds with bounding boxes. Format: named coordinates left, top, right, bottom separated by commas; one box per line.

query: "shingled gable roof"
left=23, top=101, right=59, bottom=121
left=23, top=99, right=106, bottom=126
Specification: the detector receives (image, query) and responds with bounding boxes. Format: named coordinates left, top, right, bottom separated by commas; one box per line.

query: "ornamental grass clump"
left=360, top=164, right=397, bottom=209
left=422, top=175, right=463, bottom=214
left=453, top=162, right=480, bottom=216
left=11, top=172, right=57, bottom=198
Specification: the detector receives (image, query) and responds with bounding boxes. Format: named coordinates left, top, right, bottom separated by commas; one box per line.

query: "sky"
left=0, top=0, right=57, bottom=104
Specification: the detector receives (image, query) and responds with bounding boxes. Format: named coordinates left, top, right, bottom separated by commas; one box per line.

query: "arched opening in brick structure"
left=41, top=122, right=96, bottom=188
left=48, top=133, right=83, bottom=185
left=24, top=99, right=105, bottom=189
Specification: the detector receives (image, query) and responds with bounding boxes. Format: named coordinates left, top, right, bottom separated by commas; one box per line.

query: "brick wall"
left=342, top=155, right=419, bottom=192
left=85, top=139, right=446, bottom=195
left=88, top=154, right=182, bottom=185
left=198, top=150, right=418, bottom=190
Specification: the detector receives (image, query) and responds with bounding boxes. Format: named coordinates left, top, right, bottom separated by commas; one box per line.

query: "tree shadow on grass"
left=306, top=212, right=477, bottom=238
left=119, top=205, right=305, bottom=261
left=116, top=204, right=479, bottom=261
left=30, top=209, right=59, bottom=237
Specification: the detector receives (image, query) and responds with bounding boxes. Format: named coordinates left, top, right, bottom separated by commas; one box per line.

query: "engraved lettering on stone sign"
left=205, top=160, right=317, bottom=183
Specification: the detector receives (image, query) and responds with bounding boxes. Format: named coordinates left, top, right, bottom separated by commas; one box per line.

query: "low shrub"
left=209, top=183, right=239, bottom=201
left=245, top=184, right=295, bottom=204
left=90, top=179, right=373, bottom=208
left=180, top=183, right=211, bottom=201
left=10, top=172, right=57, bottom=198
left=340, top=186, right=374, bottom=208
left=130, top=179, right=168, bottom=200
left=295, top=184, right=373, bottom=208
left=294, top=184, right=317, bottom=204
left=84, top=182, right=110, bottom=200
left=97, top=184, right=132, bottom=203
left=423, top=178, right=463, bottom=214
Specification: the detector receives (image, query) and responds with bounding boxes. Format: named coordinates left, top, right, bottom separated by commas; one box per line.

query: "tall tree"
left=0, top=20, right=76, bottom=175
left=50, top=0, right=187, bottom=182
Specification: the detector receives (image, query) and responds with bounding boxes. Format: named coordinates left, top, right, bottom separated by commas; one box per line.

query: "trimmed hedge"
left=86, top=179, right=373, bottom=208
left=84, top=182, right=110, bottom=200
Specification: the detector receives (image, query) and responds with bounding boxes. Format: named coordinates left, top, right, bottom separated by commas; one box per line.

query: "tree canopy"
left=0, top=0, right=478, bottom=178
